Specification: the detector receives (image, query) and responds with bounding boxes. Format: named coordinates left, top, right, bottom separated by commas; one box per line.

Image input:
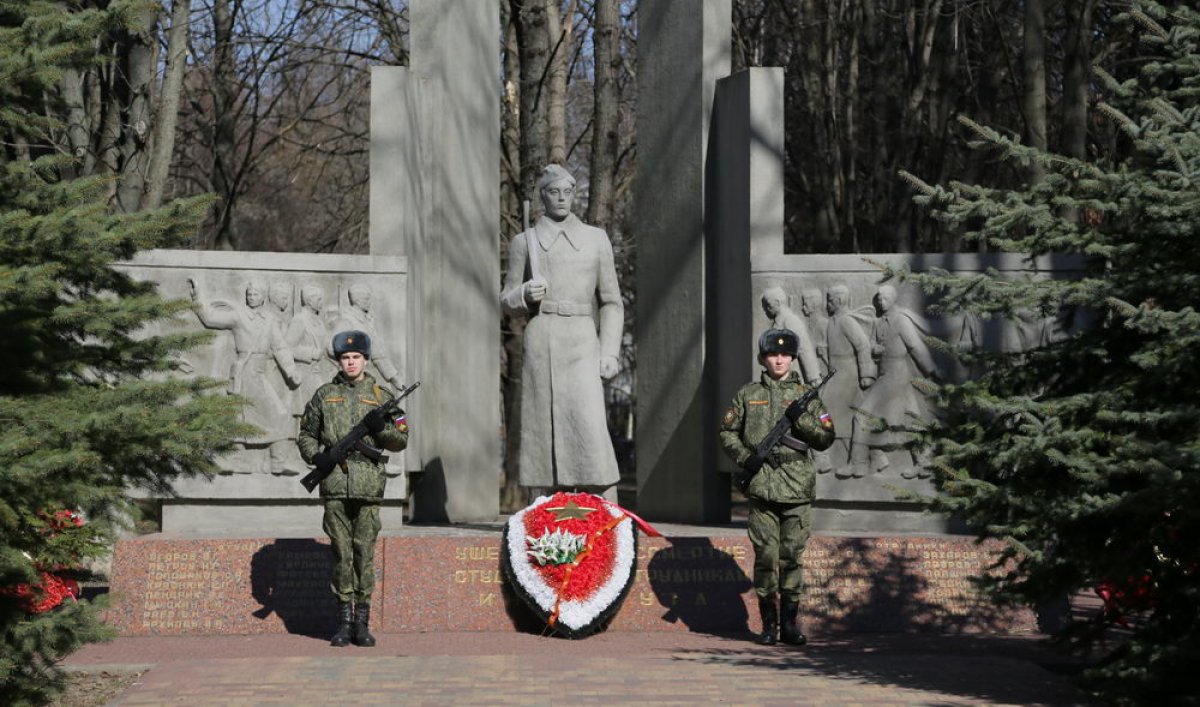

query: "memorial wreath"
left=502, top=492, right=658, bottom=638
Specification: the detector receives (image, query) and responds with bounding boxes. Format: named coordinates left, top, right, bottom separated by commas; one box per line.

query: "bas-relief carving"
left=754, top=280, right=1072, bottom=490
left=186, top=276, right=405, bottom=477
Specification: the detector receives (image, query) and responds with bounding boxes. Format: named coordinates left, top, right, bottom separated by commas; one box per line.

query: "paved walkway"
left=62, top=630, right=1093, bottom=705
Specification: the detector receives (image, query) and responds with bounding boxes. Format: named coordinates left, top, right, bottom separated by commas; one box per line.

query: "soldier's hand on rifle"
left=363, top=407, right=390, bottom=434
left=312, top=449, right=335, bottom=471
left=785, top=398, right=809, bottom=422
left=524, top=277, right=547, bottom=304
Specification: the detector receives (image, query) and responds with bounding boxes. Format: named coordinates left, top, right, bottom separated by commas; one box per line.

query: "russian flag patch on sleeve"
left=819, top=412, right=833, bottom=428
left=394, top=413, right=408, bottom=433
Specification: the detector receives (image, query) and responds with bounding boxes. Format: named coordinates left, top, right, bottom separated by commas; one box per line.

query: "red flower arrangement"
left=1, top=509, right=86, bottom=614
left=2, top=572, right=81, bottom=614
left=502, top=492, right=659, bottom=638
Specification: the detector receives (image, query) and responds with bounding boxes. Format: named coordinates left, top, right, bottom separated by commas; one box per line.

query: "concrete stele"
left=635, top=0, right=732, bottom=522
left=708, top=67, right=786, bottom=482
left=370, top=0, right=501, bottom=521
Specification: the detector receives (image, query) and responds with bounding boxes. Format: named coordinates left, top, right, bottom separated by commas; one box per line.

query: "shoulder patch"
left=721, top=407, right=738, bottom=428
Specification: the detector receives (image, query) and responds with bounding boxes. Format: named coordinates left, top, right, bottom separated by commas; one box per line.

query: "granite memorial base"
left=103, top=530, right=1035, bottom=637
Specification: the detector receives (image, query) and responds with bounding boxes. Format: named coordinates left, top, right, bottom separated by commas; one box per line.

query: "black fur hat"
left=758, top=328, right=799, bottom=357
left=332, top=330, right=371, bottom=358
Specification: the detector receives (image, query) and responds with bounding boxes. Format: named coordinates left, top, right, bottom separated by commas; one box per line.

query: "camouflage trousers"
left=323, top=499, right=381, bottom=603
left=747, top=498, right=812, bottom=602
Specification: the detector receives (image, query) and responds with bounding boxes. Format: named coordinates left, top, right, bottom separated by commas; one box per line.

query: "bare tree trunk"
left=143, top=0, right=191, bottom=211
left=98, top=64, right=122, bottom=197
left=544, top=0, right=569, bottom=165
left=501, top=1, right=523, bottom=234
left=61, top=68, right=91, bottom=174
left=212, top=0, right=239, bottom=249
left=1062, top=0, right=1094, bottom=162
left=586, top=0, right=619, bottom=230
left=1022, top=0, right=1047, bottom=182
left=515, top=0, right=550, bottom=200
left=114, top=7, right=158, bottom=212
left=500, top=0, right=528, bottom=514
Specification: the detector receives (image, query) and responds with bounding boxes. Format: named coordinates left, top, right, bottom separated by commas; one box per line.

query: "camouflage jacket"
left=719, top=370, right=835, bottom=503
left=297, top=372, right=409, bottom=500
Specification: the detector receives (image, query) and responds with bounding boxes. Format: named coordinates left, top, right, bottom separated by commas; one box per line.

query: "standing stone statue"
left=500, top=164, right=623, bottom=496
left=333, top=284, right=405, bottom=392
left=850, top=285, right=941, bottom=478
left=823, top=284, right=877, bottom=478
left=189, top=278, right=301, bottom=474
left=760, top=287, right=821, bottom=385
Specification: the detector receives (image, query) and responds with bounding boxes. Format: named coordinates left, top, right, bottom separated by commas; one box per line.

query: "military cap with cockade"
left=331, top=330, right=371, bottom=358
left=758, top=328, right=799, bottom=357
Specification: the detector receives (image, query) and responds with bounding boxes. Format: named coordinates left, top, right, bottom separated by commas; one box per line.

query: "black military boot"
left=779, top=599, right=807, bottom=646
left=756, top=596, right=778, bottom=645
left=353, top=601, right=376, bottom=647
left=330, top=602, right=354, bottom=647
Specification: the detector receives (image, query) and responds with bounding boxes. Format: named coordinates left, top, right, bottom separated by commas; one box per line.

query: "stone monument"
left=499, top=165, right=623, bottom=498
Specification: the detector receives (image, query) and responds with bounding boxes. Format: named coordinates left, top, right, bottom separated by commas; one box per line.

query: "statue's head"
left=269, top=281, right=291, bottom=311
left=760, top=287, right=786, bottom=319
left=245, top=280, right=267, bottom=308
left=827, top=284, right=849, bottom=315
left=538, top=164, right=576, bottom=222
left=348, top=284, right=372, bottom=312
left=300, top=285, right=324, bottom=312
left=874, top=285, right=897, bottom=315
left=801, top=288, right=822, bottom=316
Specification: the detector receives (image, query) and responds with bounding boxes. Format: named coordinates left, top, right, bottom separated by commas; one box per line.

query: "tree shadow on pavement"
left=666, top=541, right=1092, bottom=705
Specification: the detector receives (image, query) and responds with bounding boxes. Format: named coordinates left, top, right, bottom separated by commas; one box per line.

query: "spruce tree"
left=900, top=2, right=1198, bottom=703
left=0, top=3, right=247, bottom=702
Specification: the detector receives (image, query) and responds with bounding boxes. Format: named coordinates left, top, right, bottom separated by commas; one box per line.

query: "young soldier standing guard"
left=297, top=330, right=409, bottom=647
left=720, top=329, right=835, bottom=645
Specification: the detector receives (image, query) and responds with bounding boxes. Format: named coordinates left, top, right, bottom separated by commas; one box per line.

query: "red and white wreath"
left=502, top=492, right=657, bottom=638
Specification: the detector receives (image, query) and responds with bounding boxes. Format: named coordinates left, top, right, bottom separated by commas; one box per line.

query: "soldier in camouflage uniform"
left=297, top=330, right=409, bottom=647
left=720, top=329, right=835, bottom=646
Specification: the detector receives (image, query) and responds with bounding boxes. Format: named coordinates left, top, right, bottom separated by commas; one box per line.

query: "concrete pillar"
left=709, top=68, right=786, bottom=483
left=370, top=0, right=500, bottom=521
left=634, top=0, right=731, bottom=521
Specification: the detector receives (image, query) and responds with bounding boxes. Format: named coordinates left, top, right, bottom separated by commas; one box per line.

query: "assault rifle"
left=300, top=381, right=420, bottom=493
left=734, top=369, right=835, bottom=492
